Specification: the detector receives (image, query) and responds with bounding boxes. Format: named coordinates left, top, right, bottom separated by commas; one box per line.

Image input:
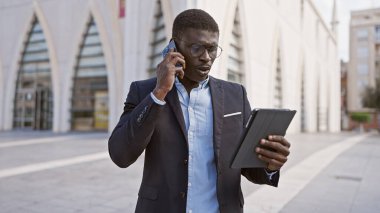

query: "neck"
left=179, top=76, right=201, bottom=95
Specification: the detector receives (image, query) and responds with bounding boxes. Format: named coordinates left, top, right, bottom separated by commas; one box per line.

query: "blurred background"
left=0, top=0, right=379, bottom=133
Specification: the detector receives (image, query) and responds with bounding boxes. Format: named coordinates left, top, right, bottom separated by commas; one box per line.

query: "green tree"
left=361, top=78, right=380, bottom=132
left=350, top=112, right=371, bottom=132
left=350, top=112, right=371, bottom=123
left=362, top=77, right=380, bottom=110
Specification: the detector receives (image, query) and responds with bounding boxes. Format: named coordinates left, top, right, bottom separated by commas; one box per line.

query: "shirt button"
left=184, top=159, right=188, bottom=165
left=189, top=210, right=193, bottom=213
left=180, top=192, right=186, bottom=198
left=188, top=182, right=191, bottom=187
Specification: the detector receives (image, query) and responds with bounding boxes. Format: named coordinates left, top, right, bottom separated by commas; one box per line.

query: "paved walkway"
left=0, top=131, right=379, bottom=212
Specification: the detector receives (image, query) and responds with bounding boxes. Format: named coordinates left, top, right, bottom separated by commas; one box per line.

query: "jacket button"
left=180, top=192, right=186, bottom=198
left=184, top=159, right=188, bottom=165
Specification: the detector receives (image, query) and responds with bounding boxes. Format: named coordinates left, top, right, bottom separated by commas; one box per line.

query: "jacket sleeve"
left=239, top=85, right=280, bottom=187
left=108, top=82, right=164, bottom=168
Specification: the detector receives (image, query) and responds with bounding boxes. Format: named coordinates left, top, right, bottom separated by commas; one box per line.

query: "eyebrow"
left=193, top=41, right=218, bottom=46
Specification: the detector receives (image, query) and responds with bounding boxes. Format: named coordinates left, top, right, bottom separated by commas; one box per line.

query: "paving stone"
left=0, top=131, right=379, bottom=212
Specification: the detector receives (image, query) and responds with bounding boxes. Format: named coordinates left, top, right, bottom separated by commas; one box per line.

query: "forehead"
left=181, top=28, right=219, bottom=45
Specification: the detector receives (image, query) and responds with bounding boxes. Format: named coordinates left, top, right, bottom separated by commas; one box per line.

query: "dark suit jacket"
left=108, top=76, right=279, bottom=213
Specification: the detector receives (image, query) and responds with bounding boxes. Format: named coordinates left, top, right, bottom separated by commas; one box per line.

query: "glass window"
left=26, top=42, right=47, bottom=52
left=81, top=45, right=103, bottom=56
left=375, top=25, right=380, bottom=42
left=84, top=34, right=101, bottom=45
left=88, top=24, right=98, bottom=34
left=356, top=29, right=368, bottom=40
left=148, top=0, right=167, bottom=76
left=300, top=70, right=306, bottom=132
left=227, top=6, right=244, bottom=85
left=274, top=48, right=282, bottom=108
left=32, top=23, right=42, bottom=32
left=228, top=70, right=243, bottom=84
left=23, top=51, right=49, bottom=62
left=78, top=56, right=105, bottom=67
left=357, top=64, right=369, bottom=75
left=357, top=47, right=368, bottom=58
left=29, top=32, right=45, bottom=42
left=13, top=17, right=53, bottom=130
left=71, top=16, right=109, bottom=131
left=357, top=79, right=368, bottom=89
left=227, top=57, right=241, bottom=72
left=77, top=67, right=107, bottom=78
left=152, top=26, right=166, bottom=42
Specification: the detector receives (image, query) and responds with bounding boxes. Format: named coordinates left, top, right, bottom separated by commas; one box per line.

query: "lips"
left=197, top=66, right=211, bottom=72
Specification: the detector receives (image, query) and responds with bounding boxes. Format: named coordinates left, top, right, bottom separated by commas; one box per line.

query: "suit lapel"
left=209, top=76, right=224, bottom=163
left=166, top=87, right=188, bottom=142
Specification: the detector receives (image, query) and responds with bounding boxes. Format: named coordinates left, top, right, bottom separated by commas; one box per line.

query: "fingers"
left=165, top=48, right=185, bottom=61
left=175, top=67, right=185, bottom=79
left=256, top=145, right=288, bottom=171
left=259, top=138, right=290, bottom=156
left=257, top=154, right=284, bottom=171
left=268, top=135, right=291, bottom=148
left=163, top=50, right=186, bottom=73
left=256, top=146, right=288, bottom=163
left=172, top=57, right=186, bottom=69
left=255, top=135, right=291, bottom=171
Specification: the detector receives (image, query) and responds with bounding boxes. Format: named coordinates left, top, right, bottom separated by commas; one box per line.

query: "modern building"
left=0, top=0, right=125, bottom=132
left=0, top=0, right=341, bottom=133
left=348, top=7, right=380, bottom=130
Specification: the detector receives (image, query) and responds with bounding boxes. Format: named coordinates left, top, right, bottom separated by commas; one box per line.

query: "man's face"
left=175, top=28, right=219, bottom=83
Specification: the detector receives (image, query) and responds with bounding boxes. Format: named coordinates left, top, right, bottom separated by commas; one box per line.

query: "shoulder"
left=209, top=75, right=245, bottom=92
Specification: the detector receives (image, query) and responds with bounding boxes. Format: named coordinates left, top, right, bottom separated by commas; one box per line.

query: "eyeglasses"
left=173, top=37, right=223, bottom=59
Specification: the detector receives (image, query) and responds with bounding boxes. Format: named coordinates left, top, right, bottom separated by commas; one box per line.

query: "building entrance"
left=14, top=87, right=53, bottom=130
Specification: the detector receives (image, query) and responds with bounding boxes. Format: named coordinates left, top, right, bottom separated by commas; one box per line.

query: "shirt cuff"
left=265, top=169, right=278, bottom=181
left=150, top=92, right=166, bottom=105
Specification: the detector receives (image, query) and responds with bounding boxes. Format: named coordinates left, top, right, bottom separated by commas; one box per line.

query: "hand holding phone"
left=162, top=40, right=184, bottom=68
left=153, top=40, right=186, bottom=101
left=161, top=40, right=177, bottom=58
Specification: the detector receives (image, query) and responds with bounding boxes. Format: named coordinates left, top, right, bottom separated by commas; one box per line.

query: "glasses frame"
left=172, top=37, right=223, bottom=59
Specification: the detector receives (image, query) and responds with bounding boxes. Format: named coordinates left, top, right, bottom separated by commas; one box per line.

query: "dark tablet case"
left=231, top=108, right=296, bottom=169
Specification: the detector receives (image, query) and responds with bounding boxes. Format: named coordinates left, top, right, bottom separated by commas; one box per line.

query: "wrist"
left=265, top=168, right=278, bottom=173
left=153, top=88, right=169, bottom=101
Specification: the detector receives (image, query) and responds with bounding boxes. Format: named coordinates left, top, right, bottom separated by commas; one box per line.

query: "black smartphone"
left=161, top=40, right=183, bottom=68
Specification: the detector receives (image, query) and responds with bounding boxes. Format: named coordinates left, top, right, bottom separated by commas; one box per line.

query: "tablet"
left=231, top=108, right=296, bottom=168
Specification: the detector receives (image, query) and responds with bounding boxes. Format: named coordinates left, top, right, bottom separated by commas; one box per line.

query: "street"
left=0, top=131, right=379, bottom=213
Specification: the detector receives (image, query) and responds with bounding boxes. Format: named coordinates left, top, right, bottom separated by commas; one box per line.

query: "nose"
left=199, top=49, right=212, bottom=62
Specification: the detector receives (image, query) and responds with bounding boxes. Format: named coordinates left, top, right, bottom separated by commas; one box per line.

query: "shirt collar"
left=175, top=76, right=210, bottom=90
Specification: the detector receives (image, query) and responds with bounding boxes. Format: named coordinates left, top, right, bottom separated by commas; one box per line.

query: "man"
left=108, top=9, right=290, bottom=213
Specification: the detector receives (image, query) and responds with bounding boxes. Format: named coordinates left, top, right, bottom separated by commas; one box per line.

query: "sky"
left=313, top=0, right=380, bottom=62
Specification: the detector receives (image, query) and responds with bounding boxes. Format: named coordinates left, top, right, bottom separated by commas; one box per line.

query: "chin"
left=193, top=75, right=208, bottom=82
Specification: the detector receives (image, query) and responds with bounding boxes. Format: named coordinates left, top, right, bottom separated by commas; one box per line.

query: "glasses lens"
left=191, top=44, right=205, bottom=57
left=190, top=43, right=223, bottom=58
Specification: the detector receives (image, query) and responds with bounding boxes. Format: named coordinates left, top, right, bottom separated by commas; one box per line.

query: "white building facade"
left=0, top=0, right=340, bottom=133
left=0, top=0, right=125, bottom=132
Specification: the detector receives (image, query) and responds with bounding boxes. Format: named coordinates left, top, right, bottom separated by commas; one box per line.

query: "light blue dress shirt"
left=174, top=77, right=219, bottom=213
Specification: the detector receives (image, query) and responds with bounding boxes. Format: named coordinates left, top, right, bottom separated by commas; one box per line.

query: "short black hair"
left=172, top=9, right=219, bottom=39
